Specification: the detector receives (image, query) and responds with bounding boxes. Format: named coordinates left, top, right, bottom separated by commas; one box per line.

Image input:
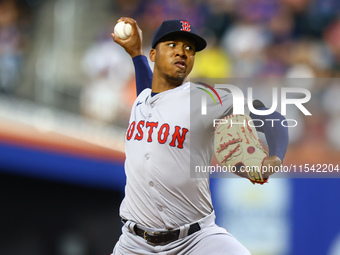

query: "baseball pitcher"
left=111, top=17, right=289, bottom=255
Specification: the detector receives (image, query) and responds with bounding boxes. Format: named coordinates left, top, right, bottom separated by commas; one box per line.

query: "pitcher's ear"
left=149, top=48, right=156, bottom=62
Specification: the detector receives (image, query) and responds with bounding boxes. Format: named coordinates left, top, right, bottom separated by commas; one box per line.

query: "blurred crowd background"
left=1, top=0, right=340, bottom=155
left=1, top=0, right=340, bottom=255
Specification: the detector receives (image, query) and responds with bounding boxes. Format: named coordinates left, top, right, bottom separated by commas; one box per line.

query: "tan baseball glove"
left=214, top=114, right=268, bottom=184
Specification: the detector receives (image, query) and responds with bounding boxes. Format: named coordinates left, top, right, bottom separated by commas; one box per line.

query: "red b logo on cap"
left=180, top=21, right=191, bottom=32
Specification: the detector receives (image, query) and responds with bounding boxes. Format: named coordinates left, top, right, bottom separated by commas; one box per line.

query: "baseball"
left=114, top=22, right=132, bottom=40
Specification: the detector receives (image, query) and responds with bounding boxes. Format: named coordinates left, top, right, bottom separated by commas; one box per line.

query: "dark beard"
left=165, top=74, right=185, bottom=87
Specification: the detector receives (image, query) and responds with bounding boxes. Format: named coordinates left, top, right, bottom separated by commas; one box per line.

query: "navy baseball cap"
left=152, top=20, right=207, bottom=52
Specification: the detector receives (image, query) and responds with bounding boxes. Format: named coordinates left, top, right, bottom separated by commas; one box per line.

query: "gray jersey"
left=119, top=82, right=232, bottom=229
